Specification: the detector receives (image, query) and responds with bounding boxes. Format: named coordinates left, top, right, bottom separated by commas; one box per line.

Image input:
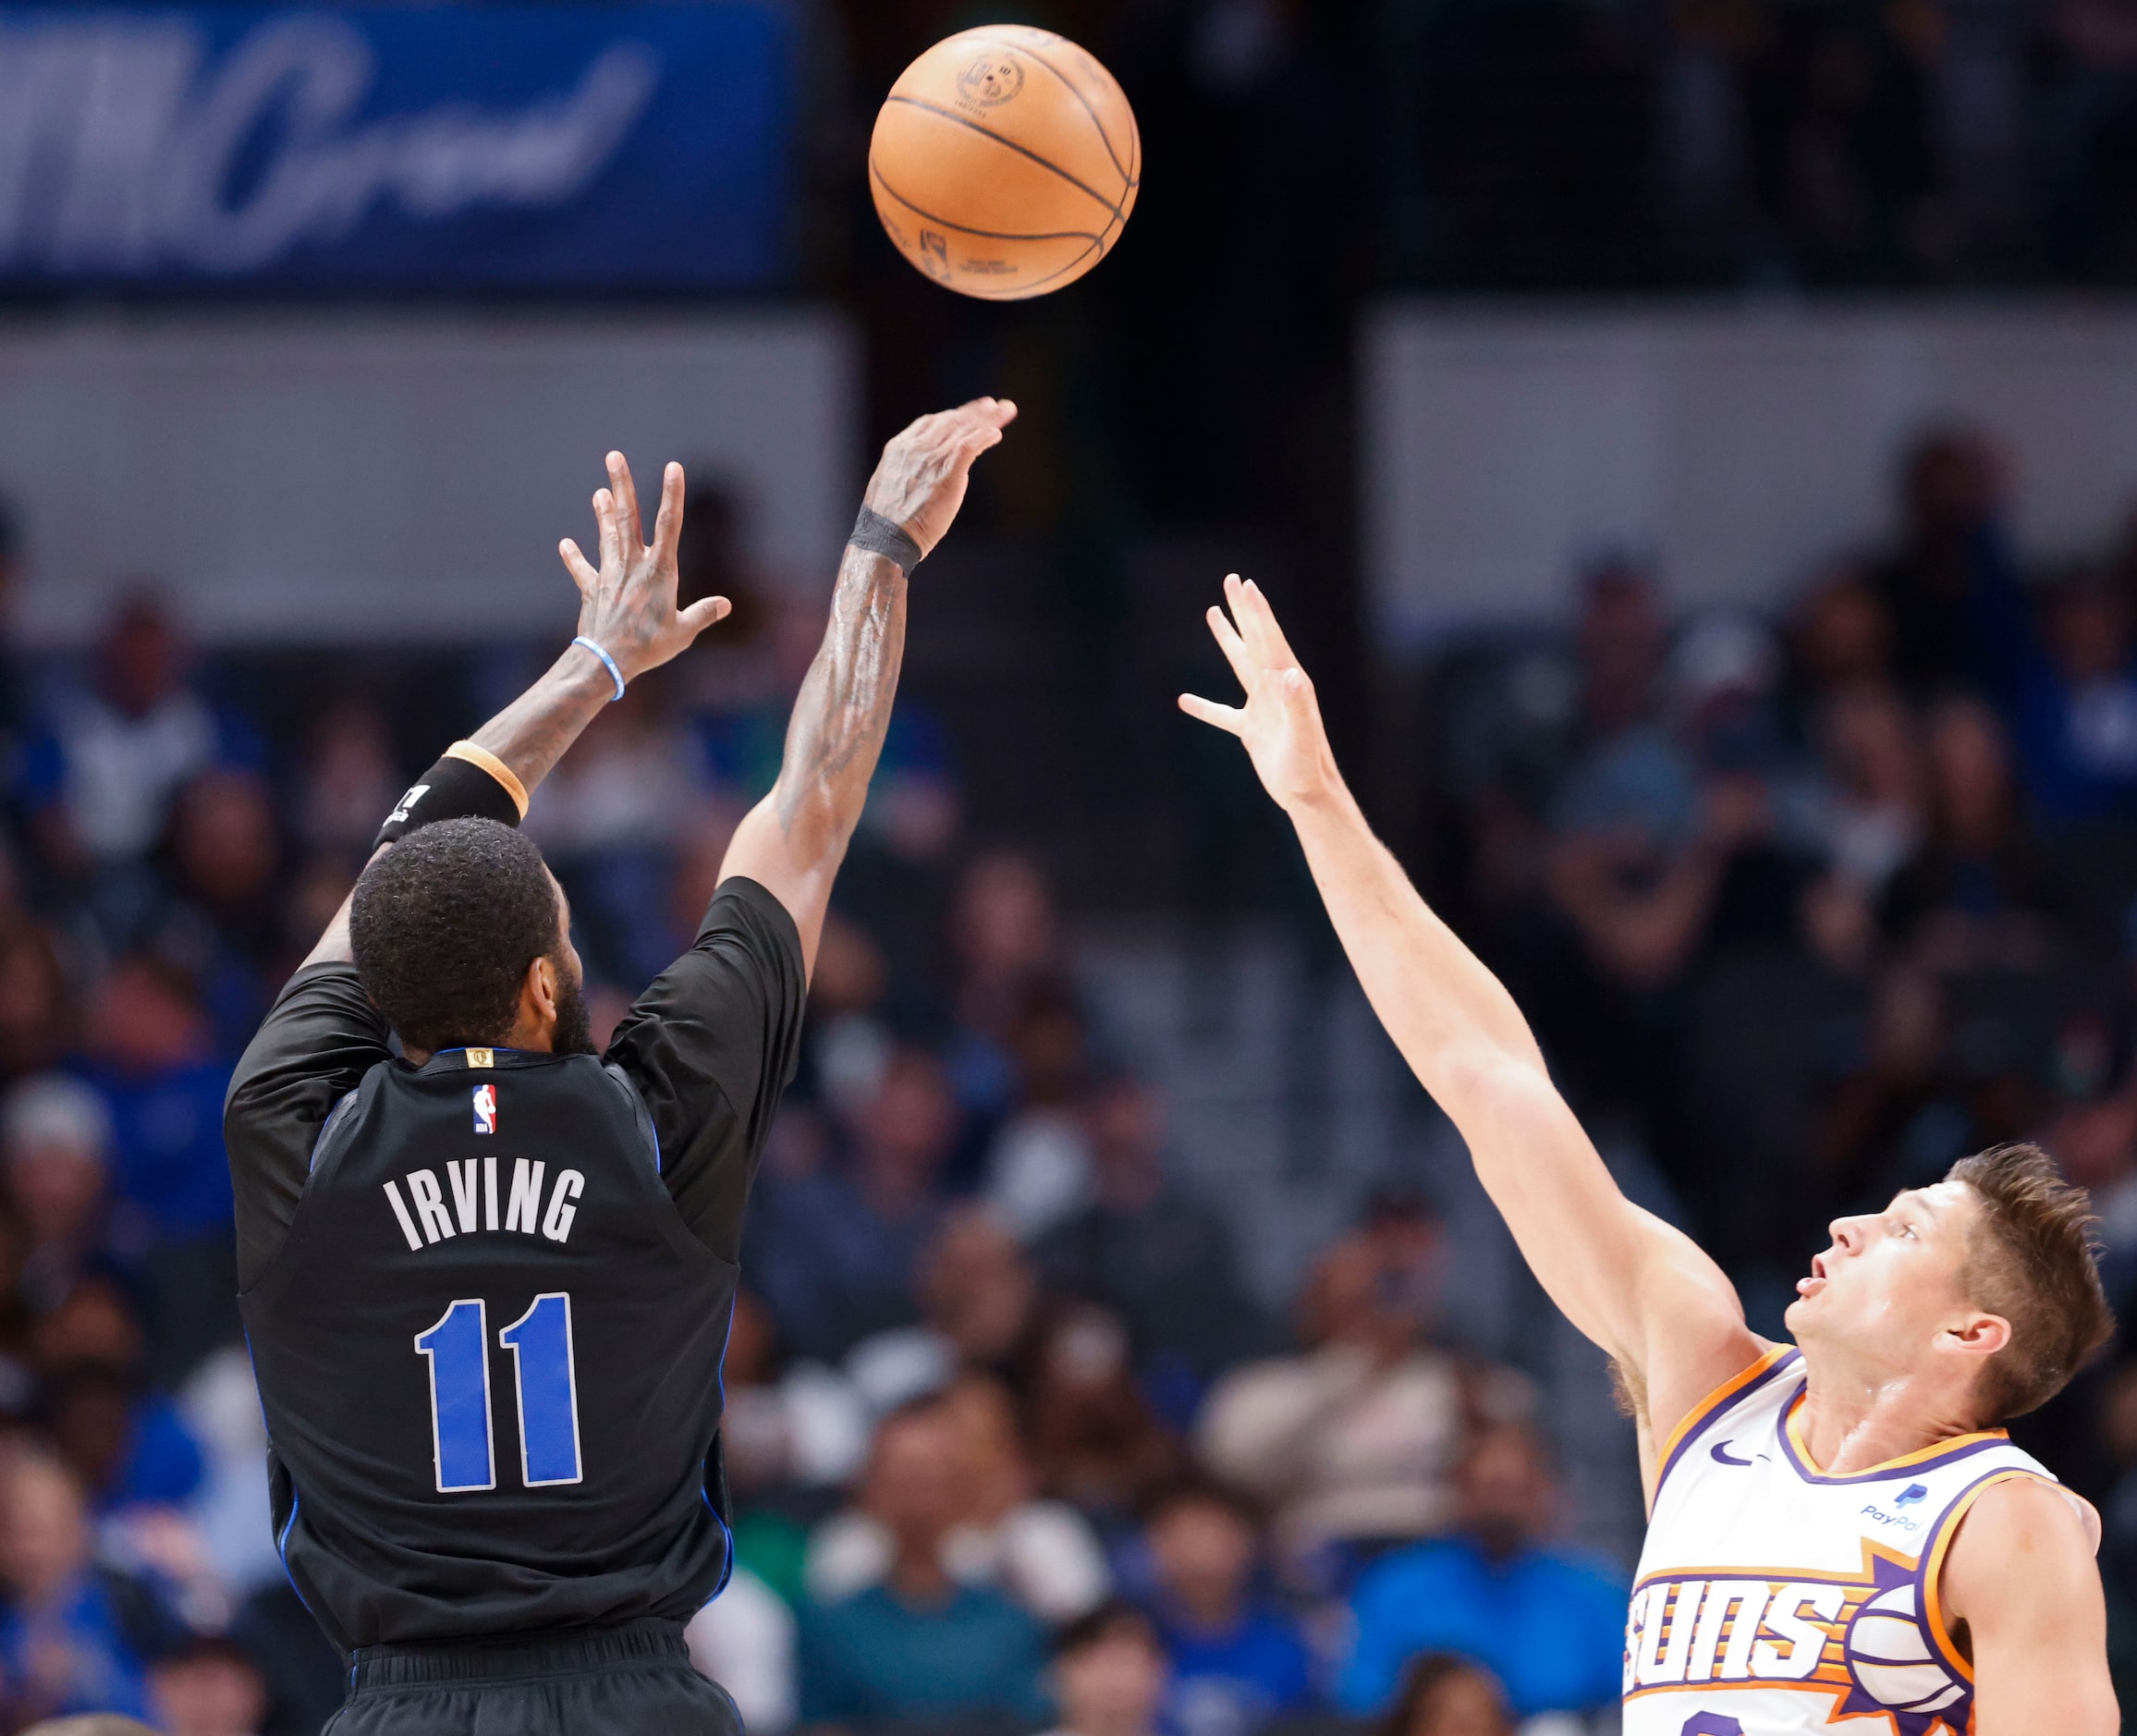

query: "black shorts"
left=325, top=1619, right=742, bottom=1736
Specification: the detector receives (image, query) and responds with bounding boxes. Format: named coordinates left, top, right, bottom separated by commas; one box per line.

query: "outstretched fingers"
left=679, top=594, right=731, bottom=640
left=1178, top=692, right=1245, bottom=736
left=1229, top=575, right=1303, bottom=671
left=946, top=422, right=1007, bottom=485
left=592, top=487, right=622, bottom=571
left=559, top=537, right=599, bottom=596
left=1204, top=598, right=1256, bottom=693
left=607, top=451, right=643, bottom=550
left=650, top=461, right=686, bottom=566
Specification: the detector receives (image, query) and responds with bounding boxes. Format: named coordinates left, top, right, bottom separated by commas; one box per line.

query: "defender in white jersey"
left=1627, top=1346, right=2072, bottom=1733
left=1180, top=576, right=2119, bottom=1735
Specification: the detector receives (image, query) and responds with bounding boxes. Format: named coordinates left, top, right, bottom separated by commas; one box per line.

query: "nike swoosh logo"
left=1711, top=1440, right=1755, bottom=1467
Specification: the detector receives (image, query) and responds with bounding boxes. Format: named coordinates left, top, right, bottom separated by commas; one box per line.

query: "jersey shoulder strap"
left=1655, top=1344, right=1801, bottom=1490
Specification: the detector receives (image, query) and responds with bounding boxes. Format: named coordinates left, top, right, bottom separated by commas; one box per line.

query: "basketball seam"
left=1092, top=200, right=1127, bottom=258
left=1009, top=40, right=1138, bottom=192
left=880, top=95, right=1124, bottom=222
left=870, top=155, right=1105, bottom=297
left=870, top=156, right=1105, bottom=245
left=981, top=238, right=1103, bottom=297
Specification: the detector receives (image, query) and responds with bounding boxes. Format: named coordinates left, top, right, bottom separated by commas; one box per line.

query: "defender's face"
left=1787, top=1181, right=1983, bottom=1365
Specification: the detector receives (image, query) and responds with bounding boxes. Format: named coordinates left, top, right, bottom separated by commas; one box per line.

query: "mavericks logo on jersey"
left=1626, top=1541, right=1967, bottom=1735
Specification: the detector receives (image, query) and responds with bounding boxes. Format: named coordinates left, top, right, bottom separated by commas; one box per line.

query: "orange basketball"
left=870, top=26, right=1141, bottom=300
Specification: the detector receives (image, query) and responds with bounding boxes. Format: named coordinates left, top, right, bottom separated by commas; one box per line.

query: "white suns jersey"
left=1624, top=1346, right=2061, bottom=1736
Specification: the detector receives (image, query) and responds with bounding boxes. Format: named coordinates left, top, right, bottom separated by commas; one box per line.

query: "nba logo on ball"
left=472, top=1084, right=497, bottom=1136
left=956, top=55, right=1024, bottom=110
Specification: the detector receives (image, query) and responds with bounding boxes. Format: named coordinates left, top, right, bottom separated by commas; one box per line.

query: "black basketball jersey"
left=238, top=1046, right=738, bottom=1652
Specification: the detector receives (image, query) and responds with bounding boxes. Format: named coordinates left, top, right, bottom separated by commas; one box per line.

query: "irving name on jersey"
left=383, top=1153, right=588, bottom=1252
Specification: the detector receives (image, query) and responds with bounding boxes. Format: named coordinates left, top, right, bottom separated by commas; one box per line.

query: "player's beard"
left=551, top=962, right=596, bottom=1057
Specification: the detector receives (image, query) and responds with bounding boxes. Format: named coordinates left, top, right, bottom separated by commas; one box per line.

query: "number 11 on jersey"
left=416, top=1292, right=583, bottom=1494
left=500, top=1293, right=583, bottom=1486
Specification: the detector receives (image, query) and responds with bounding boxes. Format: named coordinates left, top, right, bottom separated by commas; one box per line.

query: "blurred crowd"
left=1366, top=0, right=2137, bottom=288
left=6, top=417, right=2137, bottom=1736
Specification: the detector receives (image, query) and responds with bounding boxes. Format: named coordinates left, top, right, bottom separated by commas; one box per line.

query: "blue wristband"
left=571, top=636, right=626, bottom=702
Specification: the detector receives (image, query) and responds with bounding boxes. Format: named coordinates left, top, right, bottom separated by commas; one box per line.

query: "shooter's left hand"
left=559, top=451, right=729, bottom=683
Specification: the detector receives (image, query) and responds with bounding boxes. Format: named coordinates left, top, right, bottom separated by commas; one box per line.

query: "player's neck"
left=1795, top=1355, right=1989, bottom=1474
left=403, top=1010, right=557, bottom=1070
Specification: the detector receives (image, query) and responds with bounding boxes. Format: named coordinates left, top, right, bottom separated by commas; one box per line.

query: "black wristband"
left=849, top=506, right=924, bottom=575
left=372, top=743, right=529, bottom=851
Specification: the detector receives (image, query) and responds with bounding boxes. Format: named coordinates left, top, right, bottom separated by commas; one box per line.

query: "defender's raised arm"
left=1178, top=575, right=1761, bottom=1486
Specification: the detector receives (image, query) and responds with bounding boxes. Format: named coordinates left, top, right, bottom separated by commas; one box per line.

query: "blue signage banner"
left=0, top=4, right=796, bottom=289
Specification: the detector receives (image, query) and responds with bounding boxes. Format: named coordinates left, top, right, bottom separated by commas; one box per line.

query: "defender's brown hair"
left=1948, top=1143, right=2116, bottom=1420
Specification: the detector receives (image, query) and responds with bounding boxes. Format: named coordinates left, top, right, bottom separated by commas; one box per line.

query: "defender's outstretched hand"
left=863, top=397, right=1019, bottom=559
left=1178, top=574, right=1338, bottom=813
left=559, top=452, right=730, bottom=683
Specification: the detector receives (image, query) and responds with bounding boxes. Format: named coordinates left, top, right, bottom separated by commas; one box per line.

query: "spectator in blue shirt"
left=1882, top=457, right=2137, bottom=830
left=2003, top=568, right=2137, bottom=827
left=1338, top=1424, right=1625, bottom=1721
left=70, top=957, right=238, bottom=1385
left=1141, top=1478, right=1314, bottom=1733
left=800, top=1397, right=1048, bottom=1727
left=46, top=1363, right=204, bottom=1513
left=72, top=958, right=233, bottom=1243
left=0, top=1449, right=152, bottom=1725
left=18, top=595, right=259, bottom=951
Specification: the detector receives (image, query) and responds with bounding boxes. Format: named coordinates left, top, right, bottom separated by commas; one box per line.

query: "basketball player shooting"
left=222, top=397, right=1014, bottom=1733
left=1180, top=575, right=2118, bottom=1735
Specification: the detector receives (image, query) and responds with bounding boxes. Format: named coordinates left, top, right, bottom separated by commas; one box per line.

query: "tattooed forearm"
left=773, top=547, right=909, bottom=842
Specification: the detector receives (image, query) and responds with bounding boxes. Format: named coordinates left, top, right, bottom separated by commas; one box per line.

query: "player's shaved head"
left=351, top=819, right=583, bottom=1056
left=1949, top=1143, right=2115, bottom=1420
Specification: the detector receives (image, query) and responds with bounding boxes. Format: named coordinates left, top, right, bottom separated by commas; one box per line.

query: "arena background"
left=3, top=1, right=2137, bottom=1731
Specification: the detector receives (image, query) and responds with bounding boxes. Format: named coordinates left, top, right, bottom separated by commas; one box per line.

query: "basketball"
left=870, top=26, right=1141, bottom=300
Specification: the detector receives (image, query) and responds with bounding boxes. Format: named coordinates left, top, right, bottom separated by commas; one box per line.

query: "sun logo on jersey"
left=1841, top=1575, right=1967, bottom=1728
left=1625, top=1540, right=1969, bottom=1736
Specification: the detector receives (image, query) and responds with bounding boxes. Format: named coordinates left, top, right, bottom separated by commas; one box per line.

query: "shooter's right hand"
left=861, top=397, right=1019, bottom=560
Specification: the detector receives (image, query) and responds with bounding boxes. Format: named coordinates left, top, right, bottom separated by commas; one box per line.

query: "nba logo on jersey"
left=472, top=1083, right=498, bottom=1135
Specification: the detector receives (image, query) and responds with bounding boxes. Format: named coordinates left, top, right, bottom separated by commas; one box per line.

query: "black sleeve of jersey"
left=224, top=964, right=392, bottom=1290
left=604, top=876, right=806, bottom=1263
